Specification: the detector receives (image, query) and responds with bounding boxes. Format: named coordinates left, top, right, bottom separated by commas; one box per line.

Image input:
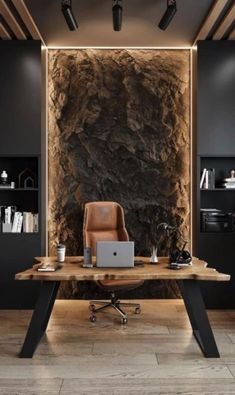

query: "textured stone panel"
left=48, top=49, right=190, bottom=299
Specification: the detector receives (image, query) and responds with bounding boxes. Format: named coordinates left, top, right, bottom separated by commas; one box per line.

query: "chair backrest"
left=83, top=202, right=129, bottom=254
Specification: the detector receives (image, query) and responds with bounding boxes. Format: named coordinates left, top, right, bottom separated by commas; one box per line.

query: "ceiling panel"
left=25, top=0, right=214, bottom=47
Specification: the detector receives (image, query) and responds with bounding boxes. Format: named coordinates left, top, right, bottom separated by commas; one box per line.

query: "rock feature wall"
left=48, top=49, right=190, bottom=299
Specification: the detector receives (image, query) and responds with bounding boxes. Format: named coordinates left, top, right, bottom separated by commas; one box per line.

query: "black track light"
left=112, top=0, right=123, bottom=32
left=61, top=0, right=78, bottom=31
left=158, top=0, right=177, bottom=31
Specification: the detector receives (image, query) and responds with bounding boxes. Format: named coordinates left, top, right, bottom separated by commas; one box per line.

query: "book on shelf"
left=200, top=168, right=215, bottom=189
left=23, top=212, right=39, bottom=233
left=200, top=208, right=221, bottom=212
left=0, top=207, right=38, bottom=233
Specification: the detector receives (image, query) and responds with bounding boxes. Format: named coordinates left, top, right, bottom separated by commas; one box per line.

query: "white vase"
left=150, top=246, right=158, bottom=264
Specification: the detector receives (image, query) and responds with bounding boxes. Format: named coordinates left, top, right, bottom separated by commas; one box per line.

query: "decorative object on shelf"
left=18, top=168, right=37, bottom=189
left=0, top=181, right=15, bottom=189
left=223, top=170, right=235, bottom=189
left=0, top=170, right=8, bottom=184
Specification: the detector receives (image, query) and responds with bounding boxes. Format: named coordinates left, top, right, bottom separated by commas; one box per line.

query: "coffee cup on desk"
left=56, top=244, right=66, bottom=263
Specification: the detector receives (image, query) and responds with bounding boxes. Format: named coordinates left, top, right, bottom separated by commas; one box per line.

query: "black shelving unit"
left=0, top=40, right=43, bottom=308
left=196, top=41, right=235, bottom=308
left=0, top=156, right=42, bottom=308
left=0, top=156, right=40, bottom=233
left=197, top=157, right=235, bottom=309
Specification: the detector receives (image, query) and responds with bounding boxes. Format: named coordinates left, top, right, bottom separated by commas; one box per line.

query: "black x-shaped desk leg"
left=179, top=280, right=219, bottom=358
left=20, top=281, right=60, bottom=358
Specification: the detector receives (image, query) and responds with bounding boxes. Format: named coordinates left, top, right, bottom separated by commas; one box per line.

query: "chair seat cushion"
left=97, top=279, right=143, bottom=291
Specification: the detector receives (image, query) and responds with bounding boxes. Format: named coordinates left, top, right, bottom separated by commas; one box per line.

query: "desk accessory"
left=150, top=246, right=158, bottom=263
left=82, top=247, right=93, bottom=267
left=134, top=260, right=144, bottom=267
left=169, top=249, right=192, bottom=266
left=37, top=263, right=60, bottom=272
left=167, top=263, right=182, bottom=270
left=56, top=244, right=66, bottom=263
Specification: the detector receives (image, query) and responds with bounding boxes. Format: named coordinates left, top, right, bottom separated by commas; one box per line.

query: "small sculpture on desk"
left=150, top=246, right=158, bottom=263
left=148, top=222, right=174, bottom=264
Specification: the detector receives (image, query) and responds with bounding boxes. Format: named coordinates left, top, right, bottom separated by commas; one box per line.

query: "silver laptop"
left=96, top=241, right=134, bottom=268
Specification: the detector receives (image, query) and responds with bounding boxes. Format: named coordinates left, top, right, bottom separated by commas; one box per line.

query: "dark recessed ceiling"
left=25, top=0, right=214, bottom=47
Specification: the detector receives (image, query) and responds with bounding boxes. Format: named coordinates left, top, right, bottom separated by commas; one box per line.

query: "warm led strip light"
left=47, top=46, right=192, bottom=50
left=44, top=43, right=196, bottom=253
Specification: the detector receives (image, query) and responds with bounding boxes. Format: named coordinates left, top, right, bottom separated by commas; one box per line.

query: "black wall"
left=197, top=41, right=235, bottom=308
left=0, top=41, right=42, bottom=308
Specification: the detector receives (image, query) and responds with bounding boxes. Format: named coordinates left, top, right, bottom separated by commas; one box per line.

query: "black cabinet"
left=0, top=41, right=41, bottom=156
left=0, top=42, right=43, bottom=308
left=196, top=41, right=235, bottom=307
left=197, top=41, right=235, bottom=156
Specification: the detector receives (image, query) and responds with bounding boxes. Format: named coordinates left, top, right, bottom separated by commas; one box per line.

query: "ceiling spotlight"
left=112, top=0, right=123, bottom=32
left=61, top=0, right=78, bottom=31
left=158, top=0, right=177, bottom=31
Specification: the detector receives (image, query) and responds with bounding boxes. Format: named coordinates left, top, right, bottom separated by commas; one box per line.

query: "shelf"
left=200, top=188, right=235, bottom=191
left=0, top=232, right=39, bottom=235
left=199, top=231, right=235, bottom=235
left=0, top=188, right=38, bottom=191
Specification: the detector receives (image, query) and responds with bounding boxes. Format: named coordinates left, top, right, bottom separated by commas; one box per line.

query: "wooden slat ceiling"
left=193, top=0, right=235, bottom=44
left=0, top=0, right=45, bottom=43
left=0, top=0, right=234, bottom=46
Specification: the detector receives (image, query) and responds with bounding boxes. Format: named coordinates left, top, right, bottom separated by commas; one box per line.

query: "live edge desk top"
left=15, top=256, right=230, bottom=359
left=15, top=256, right=230, bottom=282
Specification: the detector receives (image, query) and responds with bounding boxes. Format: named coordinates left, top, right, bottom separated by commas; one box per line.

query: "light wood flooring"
left=1, top=300, right=235, bottom=394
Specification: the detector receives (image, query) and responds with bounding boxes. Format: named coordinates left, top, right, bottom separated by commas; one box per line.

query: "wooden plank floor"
left=1, top=300, right=235, bottom=394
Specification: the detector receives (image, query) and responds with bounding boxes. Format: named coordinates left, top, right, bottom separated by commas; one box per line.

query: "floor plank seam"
left=59, top=378, right=64, bottom=394
left=226, top=365, right=235, bottom=378
left=155, top=352, right=159, bottom=365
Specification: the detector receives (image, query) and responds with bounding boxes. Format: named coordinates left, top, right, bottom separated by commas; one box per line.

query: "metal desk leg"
left=20, top=281, right=60, bottom=358
left=178, top=280, right=219, bottom=358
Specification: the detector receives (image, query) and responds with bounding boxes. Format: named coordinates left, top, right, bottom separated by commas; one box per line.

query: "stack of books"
left=223, top=178, right=235, bottom=189
left=0, top=206, right=38, bottom=233
left=200, top=168, right=215, bottom=189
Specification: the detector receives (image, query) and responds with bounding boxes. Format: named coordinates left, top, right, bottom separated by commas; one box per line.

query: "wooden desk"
left=15, top=256, right=230, bottom=359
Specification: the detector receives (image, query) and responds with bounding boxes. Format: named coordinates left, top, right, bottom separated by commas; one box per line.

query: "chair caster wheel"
left=121, top=317, right=128, bottom=325
left=89, top=304, right=96, bottom=312
left=135, top=307, right=141, bottom=314
left=90, top=314, right=97, bottom=323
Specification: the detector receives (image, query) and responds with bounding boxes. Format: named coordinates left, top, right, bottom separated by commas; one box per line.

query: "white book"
left=5, top=207, right=11, bottom=224
left=200, top=168, right=207, bottom=189
left=30, top=213, right=34, bottom=232
left=23, top=212, right=29, bottom=233
left=16, top=214, right=23, bottom=233
left=200, top=208, right=221, bottom=212
left=33, top=214, right=39, bottom=233
left=12, top=212, right=21, bottom=233
left=204, top=170, right=209, bottom=189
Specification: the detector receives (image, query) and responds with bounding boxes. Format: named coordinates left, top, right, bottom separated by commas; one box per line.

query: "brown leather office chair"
left=83, top=201, right=143, bottom=324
